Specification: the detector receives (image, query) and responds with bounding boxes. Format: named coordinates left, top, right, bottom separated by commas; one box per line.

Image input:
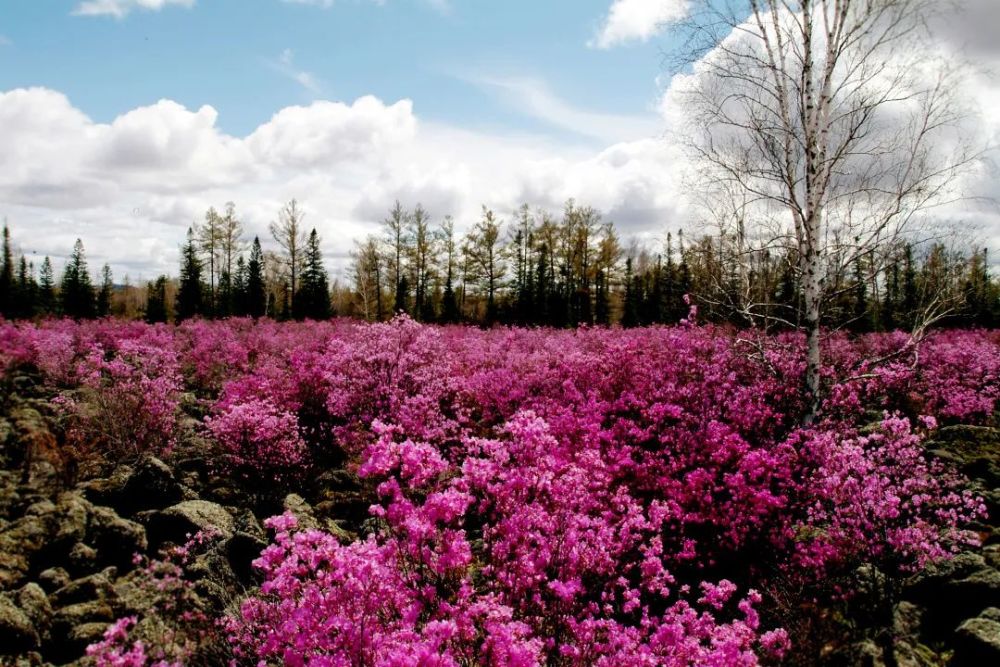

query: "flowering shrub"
left=204, top=398, right=309, bottom=492
left=86, top=531, right=223, bottom=666
left=0, top=317, right=995, bottom=665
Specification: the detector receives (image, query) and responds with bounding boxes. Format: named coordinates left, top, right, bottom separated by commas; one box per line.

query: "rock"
left=121, top=456, right=185, bottom=513
left=37, top=567, right=70, bottom=593
left=51, top=600, right=115, bottom=638
left=16, top=583, right=52, bottom=636
left=67, top=542, right=99, bottom=575
left=147, top=500, right=235, bottom=549
left=79, top=465, right=133, bottom=507
left=951, top=568, right=1000, bottom=610
left=225, top=531, right=267, bottom=584
left=89, top=505, right=147, bottom=567
left=52, top=492, right=91, bottom=547
left=50, top=570, right=118, bottom=608
left=952, top=615, right=1000, bottom=665
left=283, top=493, right=321, bottom=530
left=0, top=592, right=38, bottom=654
left=0, top=508, right=59, bottom=587
left=66, top=621, right=111, bottom=648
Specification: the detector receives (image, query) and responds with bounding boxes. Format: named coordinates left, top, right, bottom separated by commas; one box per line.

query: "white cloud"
left=0, top=86, right=687, bottom=281
left=590, top=0, right=689, bottom=49
left=72, top=0, right=195, bottom=19
left=269, top=49, right=324, bottom=95
left=467, top=74, right=661, bottom=144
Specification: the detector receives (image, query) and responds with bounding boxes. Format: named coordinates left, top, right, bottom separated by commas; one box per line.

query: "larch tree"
left=672, top=0, right=979, bottom=421
left=463, top=206, right=506, bottom=323
left=198, top=207, right=223, bottom=315
left=270, top=199, right=307, bottom=316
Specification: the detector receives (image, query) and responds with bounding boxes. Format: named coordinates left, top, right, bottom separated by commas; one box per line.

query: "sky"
left=0, top=0, right=998, bottom=283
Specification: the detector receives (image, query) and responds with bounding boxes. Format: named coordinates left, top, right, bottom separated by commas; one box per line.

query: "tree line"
left=1, top=200, right=997, bottom=330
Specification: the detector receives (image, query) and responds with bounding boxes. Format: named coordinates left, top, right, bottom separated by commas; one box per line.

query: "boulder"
left=50, top=599, right=115, bottom=639
left=0, top=592, right=38, bottom=654
left=16, top=583, right=52, bottom=637
left=52, top=492, right=91, bottom=547
left=79, top=465, right=133, bottom=508
left=89, top=505, right=146, bottom=567
left=50, top=570, right=118, bottom=608
left=67, top=542, right=99, bottom=576
left=121, top=457, right=185, bottom=513
left=952, top=615, right=1000, bottom=666
left=147, top=500, right=235, bottom=549
left=37, top=567, right=70, bottom=593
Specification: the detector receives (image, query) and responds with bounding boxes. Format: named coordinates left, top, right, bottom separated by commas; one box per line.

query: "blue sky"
left=1, top=0, right=672, bottom=142
left=0, top=0, right=996, bottom=281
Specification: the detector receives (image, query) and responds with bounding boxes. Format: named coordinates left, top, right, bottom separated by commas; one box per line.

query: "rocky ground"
left=0, top=377, right=998, bottom=665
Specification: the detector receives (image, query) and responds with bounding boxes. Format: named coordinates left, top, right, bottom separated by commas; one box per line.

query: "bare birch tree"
left=672, top=0, right=978, bottom=420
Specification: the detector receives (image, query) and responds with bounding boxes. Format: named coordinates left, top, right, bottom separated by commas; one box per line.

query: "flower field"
left=0, top=317, right=998, bottom=665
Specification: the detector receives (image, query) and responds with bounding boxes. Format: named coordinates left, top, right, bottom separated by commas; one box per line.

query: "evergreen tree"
left=246, top=237, right=267, bottom=319
left=176, top=227, right=205, bottom=321
left=60, top=239, right=95, bottom=319
left=621, top=257, right=640, bottom=328
left=295, top=229, right=331, bottom=320
left=145, top=276, right=169, bottom=323
left=97, top=263, right=114, bottom=317
left=14, top=256, right=37, bottom=319
left=38, top=257, right=55, bottom=315
left=0, top=224, right=13, bottom=317
left=233, top=255, right=248, bottom=316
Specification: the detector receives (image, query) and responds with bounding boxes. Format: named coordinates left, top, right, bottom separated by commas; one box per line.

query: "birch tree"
left=673, top=0, right=978, bottom=420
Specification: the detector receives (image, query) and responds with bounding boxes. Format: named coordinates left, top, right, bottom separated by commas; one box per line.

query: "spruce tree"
left=60, top=239, right=96, bottom=319
left=295, top=229, right=331, bottom=320
left=145, top=276, right=169, bottom=323
left=38, top=257, right=55, bottom=315
left=621, top=257, right=640, bottom=328
left=14, top=256, right=37, bottom=319
left=246, top=237, right=267, bottom=319
left=176, top=227, right=205, bottom=321
left=0, top=224, right=13, bottom=317
left=97, top=263, right=114, bottom=317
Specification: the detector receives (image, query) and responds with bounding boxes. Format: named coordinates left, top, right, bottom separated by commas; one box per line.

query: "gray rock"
left=953, top=615, right=1000, bottom=665
left=16, top=583, right=52, bottom=636
left=67, top=541, right=99, bottom=575
left=283, top=493, right=320, bottom=530
left=0, top=592, right=38, bottom=654
left=50, top=570, right=118, bottom=608
left=89, top=505, right=147, bottom=567
left=147, top=500, right=235, bottom=549
left=36, top=567, right=70, bottom=593
left=79, top=465, right=133, bottom=507
left=53, top=492, right=91, bottom=546
left=51, top=599, right=115, bottom=635
left=121, top=456, right=185, bottom=513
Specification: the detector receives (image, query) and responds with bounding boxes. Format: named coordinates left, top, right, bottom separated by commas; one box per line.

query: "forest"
left=1, top=199, right=998, bottom=331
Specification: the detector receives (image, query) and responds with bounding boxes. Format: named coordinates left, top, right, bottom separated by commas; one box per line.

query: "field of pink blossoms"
left=1, top=316, right=998, bottom=666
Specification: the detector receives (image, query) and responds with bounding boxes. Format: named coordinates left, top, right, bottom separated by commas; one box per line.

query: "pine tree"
left=621, top=257, right=640, bottom=327
left=38, top=257, right=55, bottom=315
left=60, top=239, right=96, bottom=319
left=295, top=229, right=331, bottom=320
left=97, top=263, right=114, bottom=317
left=246, top=237, right=267, bottom=319
left=176, top=227, right=205, bottom=321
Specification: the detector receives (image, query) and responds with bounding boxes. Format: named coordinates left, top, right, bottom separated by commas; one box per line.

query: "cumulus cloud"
left=72, top=0, right=195, bottom=19
left=0, top=85, right=689, bottom=281
left=590, top=0, right=689, bottom=49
